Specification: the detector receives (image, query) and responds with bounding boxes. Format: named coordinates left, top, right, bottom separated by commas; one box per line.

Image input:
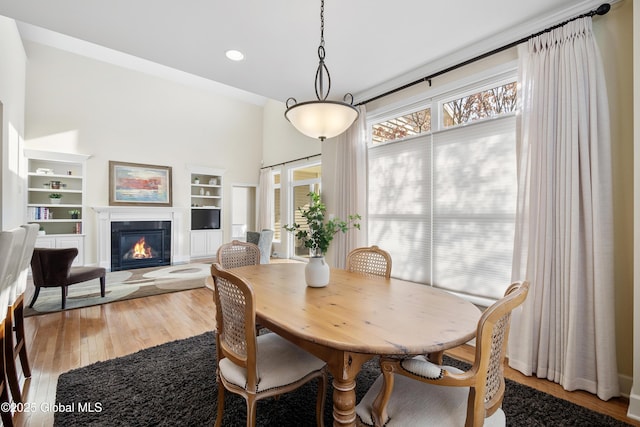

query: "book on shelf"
left=29, top=206, right=52, bottom=220
left=27, top=206, right=53, bottom=220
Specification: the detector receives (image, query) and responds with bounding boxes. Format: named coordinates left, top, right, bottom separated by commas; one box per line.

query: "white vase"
left=50, top=198, right=61, bottom=204
left=305, top=256, right=330, bottom=287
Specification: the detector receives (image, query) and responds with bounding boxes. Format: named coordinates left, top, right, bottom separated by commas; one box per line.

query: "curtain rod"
left=357, top=3, right=611, bottom=106
left=261, top=153, right=322, bottom=170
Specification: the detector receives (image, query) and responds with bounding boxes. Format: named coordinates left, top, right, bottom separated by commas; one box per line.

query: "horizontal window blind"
left=432, top=116, right=517, bottom=300
left=368, top=136, right=431, bottom=284
left=368, top=115, right=516, bottom=302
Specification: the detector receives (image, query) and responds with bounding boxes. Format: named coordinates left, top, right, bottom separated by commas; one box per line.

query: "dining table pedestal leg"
left=328, top=352, right=372, bottom=427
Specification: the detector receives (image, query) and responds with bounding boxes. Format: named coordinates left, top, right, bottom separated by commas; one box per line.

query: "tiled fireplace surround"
left=93, top=207, right=188, bottom=271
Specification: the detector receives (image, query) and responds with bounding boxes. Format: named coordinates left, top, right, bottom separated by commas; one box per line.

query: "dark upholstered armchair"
left=29, top=247, right=106, bottom=309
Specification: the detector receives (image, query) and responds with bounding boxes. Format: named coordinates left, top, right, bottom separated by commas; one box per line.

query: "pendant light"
left=285, top=0, right=358, bottom=141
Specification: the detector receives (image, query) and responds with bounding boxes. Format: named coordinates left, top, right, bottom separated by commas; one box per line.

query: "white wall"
left=22, top=41, right=265, bottom=264
left=262, top=99, right=321, bottom=167
left=261, top=99, right=325, bottom=257
left=0, top=16, right=27, bottom=230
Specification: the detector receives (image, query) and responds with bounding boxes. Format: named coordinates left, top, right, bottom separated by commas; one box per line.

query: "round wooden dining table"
left=230, top=262, right=481, bottom=427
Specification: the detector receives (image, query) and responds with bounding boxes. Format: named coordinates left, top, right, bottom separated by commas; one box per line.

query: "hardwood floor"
left=13, top=287, right=216, bottom=427
left=7, top=283, right=639, bottom=426
left=447, top=345, right=639, bottom=426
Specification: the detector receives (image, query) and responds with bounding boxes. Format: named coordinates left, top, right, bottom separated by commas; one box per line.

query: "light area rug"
left=25, top=263, right=212, bottom=317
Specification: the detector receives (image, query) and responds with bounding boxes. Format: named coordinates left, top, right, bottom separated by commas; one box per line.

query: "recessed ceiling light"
left=225, top=50, right=245, bottom=61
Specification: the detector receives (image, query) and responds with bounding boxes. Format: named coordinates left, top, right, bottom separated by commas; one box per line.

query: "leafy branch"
left=284, top=192, right=360, bottom=256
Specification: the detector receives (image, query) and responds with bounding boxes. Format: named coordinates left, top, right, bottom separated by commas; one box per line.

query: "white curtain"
left=257, top=168, right=273, bottom=231
left=509, top=17, right=619, bottom=400
left=331, top=105, right=368, bottom=268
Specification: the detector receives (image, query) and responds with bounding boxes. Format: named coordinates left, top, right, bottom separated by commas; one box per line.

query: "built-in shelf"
left=25, top=149, right=91, bottom=265
left=188, top=166, right=225, bottom=259
left=190, top=174, right=223, bottom=208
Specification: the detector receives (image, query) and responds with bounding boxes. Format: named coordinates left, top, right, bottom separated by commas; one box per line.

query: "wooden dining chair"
left=0, top=228, right=25, bottom=427
left=210, top=263, right=327, bottom=427
left=216, top=240, right=261, bottom=269
left=356, top=282, right=529, bottom=427
left=217, top=240, right=264, bottom=332
left=5, top=223, right=38, bottom=403
left=346, top=245, right=392, bottom=279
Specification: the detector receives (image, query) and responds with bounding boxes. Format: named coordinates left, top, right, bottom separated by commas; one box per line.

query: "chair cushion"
left=399, top=355, right=444, bottom=379
left=219, top=332, right=325, bottom=393
left=356, top=366, right=505, bottom=427
left=67, top=266, right=106, bottom=285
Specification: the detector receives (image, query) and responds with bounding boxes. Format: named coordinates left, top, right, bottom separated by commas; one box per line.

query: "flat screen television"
left=191, top=209, right=221, bottom=230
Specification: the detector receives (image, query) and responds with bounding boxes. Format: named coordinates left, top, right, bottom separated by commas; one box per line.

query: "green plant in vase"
left=49, top=193, right=62, bottom=204
left=68, top=209, right=80, bottom=219
left=284, top=192, right=360, bottom=287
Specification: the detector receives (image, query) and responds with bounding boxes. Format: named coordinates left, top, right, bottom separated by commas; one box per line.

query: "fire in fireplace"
left=111, top=221, right=171, bottom=271
left=125, top=236, right=154, bottom=259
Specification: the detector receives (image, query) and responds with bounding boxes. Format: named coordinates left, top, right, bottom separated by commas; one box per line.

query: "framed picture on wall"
left=109, top=161, right=172, bottom=206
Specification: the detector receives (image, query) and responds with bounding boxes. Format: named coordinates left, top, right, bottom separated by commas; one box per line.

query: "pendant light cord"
left=283, top=0, right=359, bottom=141
left=320, top=0, right=325, bottom=47
left=315, top=0, right=330, bottom=101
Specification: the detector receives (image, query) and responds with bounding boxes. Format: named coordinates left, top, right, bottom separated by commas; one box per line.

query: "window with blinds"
left=368, top=111, right=517, bottom=304
left=371, top=107, right=431, bottom=144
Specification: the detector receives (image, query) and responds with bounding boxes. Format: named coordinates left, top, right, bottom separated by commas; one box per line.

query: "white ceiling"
left=0, top=0, right=606, bottom=105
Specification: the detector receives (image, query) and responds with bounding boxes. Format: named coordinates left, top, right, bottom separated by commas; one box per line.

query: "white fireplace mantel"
left=92, top=206, right=188, bottom=270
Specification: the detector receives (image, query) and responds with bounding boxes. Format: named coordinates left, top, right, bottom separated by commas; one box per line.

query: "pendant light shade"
left=285, top=0, right=358, bottom=141
left=285, top=99, right=358, bottom=141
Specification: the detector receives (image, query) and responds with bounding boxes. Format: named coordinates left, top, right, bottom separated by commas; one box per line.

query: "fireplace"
left=111, top=221, right=171, bottom=271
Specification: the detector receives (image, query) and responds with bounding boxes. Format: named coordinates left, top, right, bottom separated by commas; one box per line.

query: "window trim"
left=437, top=76, right=518, bottom=131
left=367, top=61, right=518, bottom=147
left=286, top=160, right=322, bottom=261
left=365, top=62, right=519, bottom=305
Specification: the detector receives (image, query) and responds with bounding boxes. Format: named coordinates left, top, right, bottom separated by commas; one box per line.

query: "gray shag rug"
left=55, top=332, right=631, bottom=426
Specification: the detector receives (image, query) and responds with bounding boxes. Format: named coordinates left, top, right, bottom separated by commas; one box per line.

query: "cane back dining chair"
left=346, top=245, right=392, bottom=279
left=217, top=240, right=263, bottom=332
left=210, top=263, right=327, bottom=427
left=5, top=223, right=38, bottom=403
left=217, top=240, right=261, bottom=269
left=356, top=281, right=529, bottom=427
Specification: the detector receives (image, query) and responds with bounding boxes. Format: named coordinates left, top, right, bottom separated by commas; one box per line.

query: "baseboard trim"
left=619, top=373, right=633, bottom=398
left=628, top=390, right=640, bottom=421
